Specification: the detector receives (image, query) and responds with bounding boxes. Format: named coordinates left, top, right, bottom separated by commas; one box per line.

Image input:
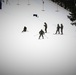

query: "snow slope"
left=0, top=0, right=76, bottom=75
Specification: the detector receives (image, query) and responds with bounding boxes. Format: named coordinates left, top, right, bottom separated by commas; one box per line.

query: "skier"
left=60, top=24, right=64, bottom=35
left=39, top=29, right=45, bottom=39
left=22, top=26, right=27, bottom=32
left=44, top=22, right=47, bottom=33
left=55, top=24, right=60, bottom=34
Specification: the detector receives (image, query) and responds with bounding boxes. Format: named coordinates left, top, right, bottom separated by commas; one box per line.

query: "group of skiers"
left=22, top=22, right=64, bottom=39
left=55, top=23, right=64, bottom=35
left=38, top=22, right=48, bottom=39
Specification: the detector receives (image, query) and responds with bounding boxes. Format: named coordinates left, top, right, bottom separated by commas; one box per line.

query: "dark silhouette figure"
left=39, top=29, right=45, bottom=39
left=60, top=24, right=64, bottom=35
left=22, top=26, right=27, bottom=32
left=33, top=14, right=38, bottom=18
left=55, top=24, right=60, bottom=34
left=44, top=22, right=47, bottom=33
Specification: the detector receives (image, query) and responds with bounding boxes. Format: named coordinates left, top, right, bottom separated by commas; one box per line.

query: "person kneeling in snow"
left=39, top=29, right=45, bottom=39
left=22, top=26, right=27, bottom=32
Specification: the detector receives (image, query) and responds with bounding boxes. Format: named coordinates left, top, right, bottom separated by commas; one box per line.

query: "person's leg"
left=58, top=30, right=60, bottom=34
left=61, top=29, right=63, bottom=34
left=42, top=35, right=44, bottom=39
left=55, top=30, right=57, bottom=34
left=39, top=35, right=41, bottom=39
left=45, top=28, right=47, bottom=33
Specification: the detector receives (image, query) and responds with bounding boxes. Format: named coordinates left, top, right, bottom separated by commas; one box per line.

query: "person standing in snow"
left=39, top=29, right=45, bottom=39
left=55, top=24, right=60, bottom=34
left=44, top=22, right=47, bottom=33
left=60, top=24, right=64, bottom=35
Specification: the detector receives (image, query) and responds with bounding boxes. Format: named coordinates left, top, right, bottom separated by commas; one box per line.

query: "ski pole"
left=44, top=34, right=48, bottom=39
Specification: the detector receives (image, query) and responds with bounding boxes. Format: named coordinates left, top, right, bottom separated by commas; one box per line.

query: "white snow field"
left=0, top=0, right=76, bottom=75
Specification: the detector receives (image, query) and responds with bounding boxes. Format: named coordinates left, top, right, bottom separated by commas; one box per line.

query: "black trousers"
left=39, top=34, right=44, bottom=39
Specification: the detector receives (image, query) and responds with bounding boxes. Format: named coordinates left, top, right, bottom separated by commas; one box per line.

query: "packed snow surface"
left=0, top=0, right=76, bottom=75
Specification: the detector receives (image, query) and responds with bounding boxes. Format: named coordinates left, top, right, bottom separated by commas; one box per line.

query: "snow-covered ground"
left=0, top=0, right=76, bottom=75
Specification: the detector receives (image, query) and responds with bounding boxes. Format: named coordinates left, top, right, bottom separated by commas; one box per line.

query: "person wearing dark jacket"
left=39, top=29, right=45, bottom=39
left=55, top=24, right=60, bottom=34
left=44, top=22, right=47, bottom=33
left=60, top=24, right=64, bottom=35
